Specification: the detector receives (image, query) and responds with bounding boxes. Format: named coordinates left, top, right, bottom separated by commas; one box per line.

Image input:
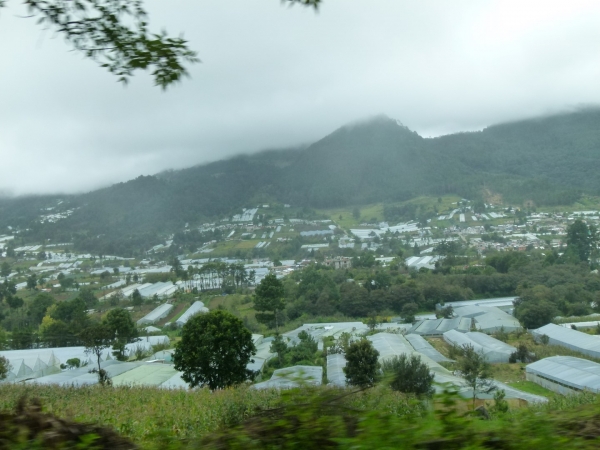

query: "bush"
left=344, top=339, right=380, bottom=387
left=381, top=354, right=434, bottom=397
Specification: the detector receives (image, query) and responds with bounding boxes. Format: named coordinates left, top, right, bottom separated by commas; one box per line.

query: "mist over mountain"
left=1, top=108, right=599, bottom=255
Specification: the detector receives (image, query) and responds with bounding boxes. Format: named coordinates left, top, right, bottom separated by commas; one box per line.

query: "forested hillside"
left=1, top=109, right=599, bottom=254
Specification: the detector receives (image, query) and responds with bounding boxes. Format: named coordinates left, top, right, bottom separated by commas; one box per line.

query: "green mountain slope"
left=1, top=108, right=599, bottom=255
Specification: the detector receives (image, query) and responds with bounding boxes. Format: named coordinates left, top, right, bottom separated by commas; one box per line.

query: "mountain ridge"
left=1, top=108, right=599, bottom=255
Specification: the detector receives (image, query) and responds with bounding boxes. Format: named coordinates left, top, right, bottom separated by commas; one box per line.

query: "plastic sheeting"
left=327, top=353, right=347, bottom=387
left=405, top=334, right=453, bottom=363
left=408, top=317, right=472, bottom=336
left=253, top=365, right=323, bottom=389
left=176, top=301, right=209, bottom=327
left=443, top=330, right=516, bottom=363
left=136, top=304, right=174, bottom=325
left=532, top=323, right=600, bottom=359
left=526, top=356, right=600, bottom=393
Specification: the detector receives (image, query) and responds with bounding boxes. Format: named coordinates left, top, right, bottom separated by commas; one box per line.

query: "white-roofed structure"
left=136, top=303, right=174, bottom=325
left=531, top=323, right=600, bottom=359
left=283, top=322, right=368, bottom=346
left=367, top=333, right=414, bottom=361
left=472, top=308, right=521, bottom=333
left=437, top=297, right=517, bottom=311
left=443, top=330, right=516, bottom=363
left=408, top=317, right=472, bottom=336
left=404, top=334, right=452, bottom=363
left=138, top=282, right=178, bottom=298
left=253, top=365, right=323, bottom=390
left=404, top=255, right=441, bottom=270
left=327, top=353, right=347, bottom=387
left=452, top=305, right=521, bottom=333
left=526, top=356, right=600, bottom=395
left=176, top=301, right=209, bottom=327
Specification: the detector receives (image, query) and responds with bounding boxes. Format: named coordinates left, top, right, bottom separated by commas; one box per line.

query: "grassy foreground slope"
left=2, top=383, right=600, bottom=449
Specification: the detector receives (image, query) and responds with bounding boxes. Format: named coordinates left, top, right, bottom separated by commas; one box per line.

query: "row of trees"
left=343, top=339, right=497, bottom=408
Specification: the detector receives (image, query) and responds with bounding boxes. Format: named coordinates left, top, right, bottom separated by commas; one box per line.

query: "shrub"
left=382, top=354, right=434, bottom=397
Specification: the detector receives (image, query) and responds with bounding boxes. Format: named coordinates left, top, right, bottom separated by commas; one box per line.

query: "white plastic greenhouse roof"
left=367, top=333, right=414, bottom=361
left=526, top=356, right=600, bottom=393
left=408, top=317, right=471, bottom=336
left=473, top=308, right=521, bottom=332
left=176, top=301, right=209, bottom=327
left=283, top=322, right=368, bottom=344
left=136, top=303, right=173, bottom=325
left=404, top=334, right=452, bottom=363
left=253, top=365, right=323, bottom=389
left=466, top=332, right=516, bottom=354
left=453, top=305, right=491, bottom=318
left=438, top=297, right=517, bottom=310
left=443, top=330, right=515, bottom=363
left=327, top=353, right=347, bottom=387
left=532, top=323, right=600, bottom=359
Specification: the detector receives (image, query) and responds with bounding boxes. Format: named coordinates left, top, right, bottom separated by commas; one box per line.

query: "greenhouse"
left=136, top=303, right=174, bottom=325
left=0, top=347, right=114, bottom=383
left=111, top=363, right=179, bottom=387
left=24, top=360, right=139, bottom=386
left=404, top=334, right=452, bottom=363
left=283, top=322, right=368, bottom=345
left=253, top=365, right=323, bottom=390
left=327, top=353, right=347, bottom=387
left=176, top=301, right=209, bottom=327
left=408, top=317, right=472, bottom=336
left=471, top=308, right=521, bottom=333
left=367, top=333, right=414, bottom=361
left=443, top=330, right=516, bottom=363
left=526, top=356, right=600, bottom=394
left=532, top=323, right=600, bottom=359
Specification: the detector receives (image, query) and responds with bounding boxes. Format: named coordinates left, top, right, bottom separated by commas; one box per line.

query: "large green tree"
left=254, top=273, right=285, bottom=332
left=343, top=339, right=380, bottom=388
left=103, top=308, right=138, bottom=360
left=566, top=219, right=598, bottom=263
left=173, top=310, right=256, bottom=390
left=382, top=354, right=434, bottom=397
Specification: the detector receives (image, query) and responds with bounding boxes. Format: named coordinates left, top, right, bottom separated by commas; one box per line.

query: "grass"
left=3, top=383, right=600, bottom=449
left=507, top=380, right=556, bottom=398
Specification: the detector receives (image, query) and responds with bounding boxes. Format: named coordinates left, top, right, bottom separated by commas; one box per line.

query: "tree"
left=343, top=339, right=380, bottom=388
left=103, top=308, right=138, bottom=360
left=566, top=219, right=598, bottom=263
left=0, top=0, right=198, bottom=88
left=80, top=324, right=113, bottom=385
left=401, top=303, right=419, bottom=324
left=1, top=262, right=10, bottom=278
left=254, top=273, right=285, bottom=332
left=270, top=334, right=289, bottom=367
left=0, top=355, right=12, bottom=381
left=26, top=274, right=37, bottom=290
left=382, top=354, right=434, bottom=397
left=5, top=294, right=24, bottom=310
left=457, top=344, right=495, bottom=409
left=514, top=299, right=556, bottom=329
left=78, top=287, right=98, bottom=309
left=66, top=358, right=81, bottom=369
left=173, top=310, right=256, bottom=390
left=131, top=288, right=143, bottom=306
left=436, top=305, right=454, bottom=319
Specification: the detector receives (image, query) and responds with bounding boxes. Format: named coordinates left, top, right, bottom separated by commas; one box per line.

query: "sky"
left=1, top=0, right=600, bottom=196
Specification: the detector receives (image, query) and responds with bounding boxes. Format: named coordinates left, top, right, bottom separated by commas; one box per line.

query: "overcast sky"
left=1, top=0, right=599, bottom=196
